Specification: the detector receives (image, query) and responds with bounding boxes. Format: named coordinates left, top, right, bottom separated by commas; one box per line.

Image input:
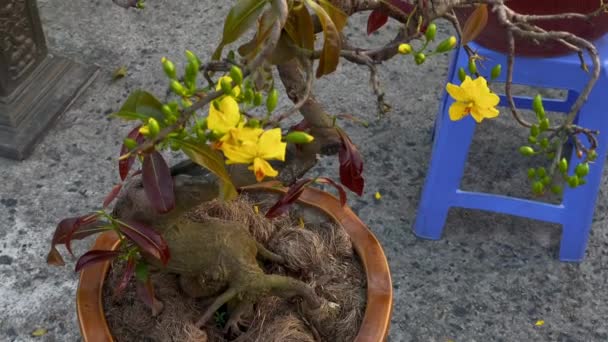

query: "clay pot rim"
left=76, top=181, right=393, bottom=342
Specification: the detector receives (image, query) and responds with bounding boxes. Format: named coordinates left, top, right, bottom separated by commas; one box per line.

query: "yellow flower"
left=446, top=76, right=499, bottom=123
left=207, top=96, right=241, bottom=136
left=221, top=128, right=286, bottom=182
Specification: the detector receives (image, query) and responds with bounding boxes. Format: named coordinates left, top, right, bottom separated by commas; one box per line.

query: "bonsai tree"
left=48, top=0, right=607, bottom=336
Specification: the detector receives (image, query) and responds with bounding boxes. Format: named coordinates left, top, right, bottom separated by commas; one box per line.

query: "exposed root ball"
left=186, top=197, right=287, bottom=244
left=269, top=227, right=334, bottom=277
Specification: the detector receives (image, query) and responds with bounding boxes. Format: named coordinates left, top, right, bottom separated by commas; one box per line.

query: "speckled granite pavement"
left=1, top=1, right=607, bottom=341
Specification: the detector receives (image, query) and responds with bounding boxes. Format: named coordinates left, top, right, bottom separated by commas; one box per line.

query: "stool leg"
left=559, top=78, right=608, bottom=261
left=414, top=98, right=477, bottom=239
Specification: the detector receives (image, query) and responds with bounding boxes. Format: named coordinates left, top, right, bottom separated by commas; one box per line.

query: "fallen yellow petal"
left=32, top=328, right=47, bottom=337
left=535, top=320, right=545, bottom=326
left=299, top=217, right=305, bottom=228
left=375, top=191, right=382, bottom=200
left=253, top=205, right=259, bottom=214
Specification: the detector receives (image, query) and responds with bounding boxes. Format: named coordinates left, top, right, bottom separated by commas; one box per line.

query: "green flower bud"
left=528, top=136, right=537, bottom=144
left=542, top=175, right=552, bottom=185
left=527, top=168, right=536, bottom=179
left=532, top=94, right=545, bottom=119
left=519, top=146, right=535, bottom=156
left=468, top=59, right=477, bottom=74
left=266, top=88, right=279, bottom=113
left=168, top=101, right=179, bottom=113
left=184, top=62, right=198, bottom=89
left=559, top=158, right=569, bottom=173
left=170, top=141, right=181, bottom=151
left=162, top=104, right=173, bottom=117
left=212, top=99, right=221, bottom=111
left=398, top=43, right=412, bottom=55
left=540, top=137, right=549, bottom=149
left=147, top=118, right=160, bottom=137
left=123, top=138, right=137, bottom=150
left=425, top=23, right=437, bottom=41
left=567, top=175, right=580, bottom=188
left=546, top=152, right=556, bottom=160
left=414, top=53, right=426, bottom=65
left=244, top=88, right=254, bottom=103
left=229, top=66, right=243, bottom=85
left=551, top=185, right=563, bottom=195
left=247, top=119, right=261, bottom=128
left=253, top=92, right=263, bottom=106
left=532, top=181, right=544, bottom=195
left=285, top=131, right=315, bottom=144
left=196, top=127, right=206, bottom=141
left=170, top=80, right=187, bottom=96
left=575, top=162, right=590, bottom=177
left=490, top=64, right=502, bottom=80
left=530, top=124, right=540, bottom=137
left=537, top=167, right=547, bottom=178
left=579, top=178, right=587, bottom=186
left=458, top=68, right=467, bottom=82
left=435, top=36, right=457, bottom=53
left=185, top=50, right=200, bottom=70
left=587, top=150, right=598, bottom=162
left=196, top=118, right=208, bottom=130
left=161, top=57, right=176, bottom=79
left=220, top=77, right=233, bottom=95
left=539, top=118, right=550, bottom=131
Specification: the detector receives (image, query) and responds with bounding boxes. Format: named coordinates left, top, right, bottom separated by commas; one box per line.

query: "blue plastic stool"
left=414, top=35, right=608, bottom=262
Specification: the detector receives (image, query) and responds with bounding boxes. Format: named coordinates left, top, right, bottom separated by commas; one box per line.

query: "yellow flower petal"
left=448, top=101, right=471, bottom=121
left=258, top=128, right=287, bottom=161
left=221, top=141, right=257, bottom=164
left=446, top=82, right=469, bottom=102
left=535, top=320, right=545, bottom=326
left=208, top=96, right=241, bottom=135
left=249, top=157, right=278, bottom=182
left=470, top=106, right=499, bottom=123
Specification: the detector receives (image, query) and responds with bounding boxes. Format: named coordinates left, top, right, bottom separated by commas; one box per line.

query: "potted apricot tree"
left=47, top=0, right=607, bottom=341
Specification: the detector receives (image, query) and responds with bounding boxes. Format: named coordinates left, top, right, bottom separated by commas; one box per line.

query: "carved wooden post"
left=0, top=0, right=98, bottom=160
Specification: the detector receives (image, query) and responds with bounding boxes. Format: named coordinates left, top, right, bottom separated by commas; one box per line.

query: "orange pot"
left=76, top=183, right=393, bottom=342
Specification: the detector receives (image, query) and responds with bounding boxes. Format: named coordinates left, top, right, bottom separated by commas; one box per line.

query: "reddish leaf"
left=75, top=250, right=120, bottom=272
left=316, top=177, right=347, bottom=206
left=119, top=125, right=144, bottom=181
left=47, top=214, right=106, bottom=266
left=265, top=178, right=315, bottom=219
left=116, top=219, right=170, bottom=266
left=113, top=256, right=136, bottom=298
left=367, top=9, right=388, bottom=35
left=142, top=151, right=175, bottom=214
left=103, top=183, right=123, bottom=208
left=136, top=277, right=162, bottom=316
left=337, top=128, right=365, bottom=196
left=461, top=4, right=488, bottom=45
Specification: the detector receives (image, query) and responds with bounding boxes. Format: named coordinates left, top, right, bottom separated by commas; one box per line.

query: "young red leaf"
left=337, top=128, right=365, bottom=196
left=367, top=9, right=388, bottom=35
left=113, top=256, right=136, bottom=298
left=116, top=219, right=170, bottom=266
left=47, top=213, right=106, bottom=266
left=265, top=178, right=315, bottom=219
left=316, top=177, right=347, bottom=206
left=119, top=125, right=144, bottom=181
left=103, top=183, right=123, bottom=208
left=136, top=277, right=163, bottom=316
left=75, top=250, right=120, bottom=272
left=142, top=151, right=175, bottom=214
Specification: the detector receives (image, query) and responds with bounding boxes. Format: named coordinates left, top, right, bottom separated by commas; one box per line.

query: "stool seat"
left=413, top=35, right=608, bottom=262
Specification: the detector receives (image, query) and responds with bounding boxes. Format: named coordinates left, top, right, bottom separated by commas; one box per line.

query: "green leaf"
left=111, top=111, right=149, bottom=121
left=318, top=0, right=348, bottom=32
left=135, top=262, right=149, bottom=282
left=213, top=0, right=270, bottom=60
left=179, top=140, right=237, bottom=200
left=305, top=0, right=341, bottom=78
left=284, top=3, right=314, bottom=50
left=119, top=91, right=165, bottom=122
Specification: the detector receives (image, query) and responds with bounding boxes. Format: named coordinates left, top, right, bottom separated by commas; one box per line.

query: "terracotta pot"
left=76, top=182, right=393, bottom=342
left=455, top=1, right=608, bottom=57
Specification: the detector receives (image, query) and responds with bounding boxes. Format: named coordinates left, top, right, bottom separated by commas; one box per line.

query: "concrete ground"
left=1, top=0, right=607, bottom=341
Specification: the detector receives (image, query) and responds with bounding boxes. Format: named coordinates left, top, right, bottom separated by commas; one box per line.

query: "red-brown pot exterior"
left=455, top=1, right=608, bottom=57
left=77, top=183, right=393, bottom=342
